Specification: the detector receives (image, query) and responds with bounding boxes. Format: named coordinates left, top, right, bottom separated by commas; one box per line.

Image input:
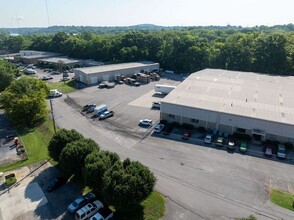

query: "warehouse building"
left=160, top=69, right=294, bottom=143
left=38, top=57, right=80, bottom=69
left=74, top=61, right=159, bottom=85
left=17, top=50, right=59, bottom=64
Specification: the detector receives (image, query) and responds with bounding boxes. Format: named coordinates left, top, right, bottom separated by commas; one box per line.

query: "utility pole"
left=49, top=99, right=56, bottom=134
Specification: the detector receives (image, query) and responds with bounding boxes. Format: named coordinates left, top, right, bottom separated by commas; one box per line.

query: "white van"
left=75, top=200, right=104, bottom=220
left=277, top=144, right=286, bottom=159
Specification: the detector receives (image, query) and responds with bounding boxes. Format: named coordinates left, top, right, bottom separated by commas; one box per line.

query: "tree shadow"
left=113, top=204, right=144, bottom=220
left=24, top=165, right=82, bottom=220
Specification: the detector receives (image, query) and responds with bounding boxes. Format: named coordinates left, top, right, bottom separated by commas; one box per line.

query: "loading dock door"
left=90, top=76, right=98, bottom=84
left=102, top=75, right=110, bottom=81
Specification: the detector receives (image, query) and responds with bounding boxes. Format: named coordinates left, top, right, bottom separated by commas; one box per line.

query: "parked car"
left=87, top=105, right=97, bottom=113
left=204, top=134, right=213, bottom=144
left=264, top=145, right=273, bottom=157
left=154, top=124, right=165, bottom=133
left=82, top=104, right=96, bottom=112
left=139, top=119, right=152, bottom=127
left=182, top=131, right=191, bottom=140
left=99, top=111, right=114, bottom=120
left=162, top=124, right=173, bottom=135
left=42, top=75, right=53, bottom=80
left=239, top=141, right=248, bottom=153
left=227, top=139, right=235, bottom=151
left=75, top=200, right=104, bottom=220
left=46, top=176, right=67, bottom=192
left=277, top=144, right=286, bottom=159
left=60, top=76, right=70, bottom=81
left=90, top=207, right=113, bottom=220
left=152, top=102, right=161, bottom=109
left=215, top=136, right=225, bottom=147
left=68, top=192, right=96, bottom=213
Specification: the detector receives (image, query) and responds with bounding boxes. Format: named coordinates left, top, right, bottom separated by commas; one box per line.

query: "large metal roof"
left=38, top=56, right=79, bottom=64
left=162, top=69, right=294, bottom=125
left=76, top=62, right=158, bottom=74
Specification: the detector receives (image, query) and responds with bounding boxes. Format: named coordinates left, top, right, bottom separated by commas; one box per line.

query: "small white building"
left=74, top=61, right=159, bottom=85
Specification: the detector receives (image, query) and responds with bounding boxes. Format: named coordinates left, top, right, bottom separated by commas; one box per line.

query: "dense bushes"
left=48, top=129, right=156, bottom=208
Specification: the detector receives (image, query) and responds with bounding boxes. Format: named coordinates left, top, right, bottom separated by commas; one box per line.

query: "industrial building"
left=74, top=62, right=160, bottom=85
left=38, top=57, right=80, bottom=69
left=160, top=69, right=294, bottom=143
left=17, top=50, right=60, bottom=64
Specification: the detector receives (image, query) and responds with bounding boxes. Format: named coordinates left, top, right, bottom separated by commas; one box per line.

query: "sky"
left=1, top=0, right=294, bottom=28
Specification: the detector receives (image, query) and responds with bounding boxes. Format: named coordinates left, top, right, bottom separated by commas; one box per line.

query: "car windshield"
left=73, top=198, right=83, bottom=207
left=279, top=149, right=286, bottom=153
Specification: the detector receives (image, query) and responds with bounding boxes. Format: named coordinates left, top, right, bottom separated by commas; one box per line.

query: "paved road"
left=52, top=98, right=294, bottom=220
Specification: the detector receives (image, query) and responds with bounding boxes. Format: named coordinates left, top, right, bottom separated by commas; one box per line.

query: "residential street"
left=52, top=97, right=294, bottom=220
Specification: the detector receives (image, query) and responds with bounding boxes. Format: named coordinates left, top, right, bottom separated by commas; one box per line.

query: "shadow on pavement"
left=24, top=164, right=82, bottom=220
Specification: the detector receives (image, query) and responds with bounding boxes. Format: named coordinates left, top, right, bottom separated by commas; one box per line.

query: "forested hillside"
left=1, top=26, right=294, bottom=75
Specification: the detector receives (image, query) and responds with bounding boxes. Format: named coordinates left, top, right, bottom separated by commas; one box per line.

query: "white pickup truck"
left=89, top=207, right=113, bottom=220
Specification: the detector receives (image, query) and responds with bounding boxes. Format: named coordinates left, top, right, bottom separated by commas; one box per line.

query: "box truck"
left=94, top=104, right=108, bottom=116
left=154, top=84, right=176, bottom=95
left=49, top=89, right=63, bottom=97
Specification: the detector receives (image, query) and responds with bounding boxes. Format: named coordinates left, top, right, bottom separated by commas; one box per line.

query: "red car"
left=182, top=131, right=191, bottom=140
left=264, top=145, right=273, bottom=157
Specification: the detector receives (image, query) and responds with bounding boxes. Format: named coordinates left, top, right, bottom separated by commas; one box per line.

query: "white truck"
left=24, top=68, right=36, bottom=74
left=89, top=207, right=113, bottom=220
left=154, top=84, right=176, bottom=95
left=94, top=104, right=108, bottom=116
left=49, top=89, right=62, bottom=97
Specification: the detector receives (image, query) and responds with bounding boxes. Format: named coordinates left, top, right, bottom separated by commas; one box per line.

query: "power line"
left=45, top=0, right=51, bottom=27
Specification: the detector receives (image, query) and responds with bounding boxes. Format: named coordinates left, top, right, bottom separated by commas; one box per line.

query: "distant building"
left=17, top=50, right=60, bottom=64
left=74, top=61, right=159, bottom=85
left=160, top=69, right=294, bottom=143
left=38, top=57, right=80, bottom=69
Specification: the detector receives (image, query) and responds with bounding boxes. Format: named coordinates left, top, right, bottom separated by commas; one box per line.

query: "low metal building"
left=17, top=50, right=59, bottom=64
left=38, top=57, right=80, bottom=69
left=160, top=69, right=294, bottom=143
left=74, top=62, right=160, bottom=85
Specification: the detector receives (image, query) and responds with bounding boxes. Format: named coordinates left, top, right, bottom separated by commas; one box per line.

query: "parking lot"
left=0, top=110, right=25, bottom=166
left=19, top=65, right=75, bottom=84
left=0, top=162, right=80, bottom=220
left=67, top=78, right=180, bottom=138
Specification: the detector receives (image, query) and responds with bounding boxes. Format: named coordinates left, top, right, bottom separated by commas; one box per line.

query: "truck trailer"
left=154, top=84, right=176, bottom=95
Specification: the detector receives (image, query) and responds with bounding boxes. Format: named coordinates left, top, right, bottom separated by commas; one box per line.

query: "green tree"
left=83, top=150, right=120, bottom=192
left=48, top=129, right=83, bottom=161
left=59, top=138, right=99, bottom=176
left=0, top=60, right=19, bottom=92
left=102, top=158, right=156, bottom=208
left=0, top=77, right=48, bottom=126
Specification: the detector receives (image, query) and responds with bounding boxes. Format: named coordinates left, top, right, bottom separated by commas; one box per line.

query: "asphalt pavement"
left=51, top=95, right=294, bottom=220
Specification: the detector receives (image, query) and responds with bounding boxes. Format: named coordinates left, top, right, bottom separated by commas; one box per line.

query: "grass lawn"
left=141, top=191, right=165, bottom=220
left=47, top=80, right=77, bottom=94
left=0, top=119, right=55, bottom=172
left=114, top=191, right=165, bottom=220
left=270, top=189, right=294, bottom=211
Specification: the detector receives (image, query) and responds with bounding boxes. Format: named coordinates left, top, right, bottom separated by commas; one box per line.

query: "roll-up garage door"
left=102, top=75, right=110, bottom=81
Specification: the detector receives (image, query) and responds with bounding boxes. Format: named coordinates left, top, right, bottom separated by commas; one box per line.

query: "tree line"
left=1, top=28, right=294, bottom=75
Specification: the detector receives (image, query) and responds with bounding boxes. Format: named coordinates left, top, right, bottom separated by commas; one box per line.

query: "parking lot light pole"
left=49, top=99, right=56, bottom=134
